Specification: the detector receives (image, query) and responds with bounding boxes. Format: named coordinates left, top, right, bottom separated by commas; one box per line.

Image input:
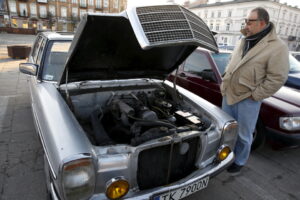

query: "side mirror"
left=19, top=63, right=38, bottom=76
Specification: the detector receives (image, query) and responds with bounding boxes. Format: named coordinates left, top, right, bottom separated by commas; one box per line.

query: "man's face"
left=244, top=11, right=266, bottom=37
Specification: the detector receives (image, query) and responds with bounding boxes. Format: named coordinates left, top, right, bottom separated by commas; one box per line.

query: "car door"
left=175, top=50, right=223, bottom=107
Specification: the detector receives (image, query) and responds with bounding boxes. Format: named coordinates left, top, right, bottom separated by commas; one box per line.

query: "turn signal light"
left=106, top=177, right=129, bottom=200
left=217, top=146, right=231, bottom=162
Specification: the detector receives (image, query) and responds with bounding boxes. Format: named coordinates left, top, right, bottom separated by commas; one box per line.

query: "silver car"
left=19, top=5, right=237, bottom=200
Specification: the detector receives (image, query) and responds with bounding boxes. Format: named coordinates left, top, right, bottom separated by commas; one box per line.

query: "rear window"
left=184, top=51, right=212, bottom=73
left=42, top=41, right=71, bottom=81
left=211, top=52, right=231, bottom=75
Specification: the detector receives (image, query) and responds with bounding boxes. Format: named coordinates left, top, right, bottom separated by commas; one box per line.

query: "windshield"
left=42, top=41, right=72, bottom=81
left=289, top=54, right=300, bottom=73
left=211, top=52, right=231, bottom=75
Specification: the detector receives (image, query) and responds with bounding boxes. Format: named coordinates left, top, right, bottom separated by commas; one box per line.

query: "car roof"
left=40, top=32, right=74, bottom=41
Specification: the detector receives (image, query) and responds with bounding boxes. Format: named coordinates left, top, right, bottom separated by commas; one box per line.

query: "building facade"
left=0, top=0, right=127, bottom=32
left=190, top=0, right=300, bottom=50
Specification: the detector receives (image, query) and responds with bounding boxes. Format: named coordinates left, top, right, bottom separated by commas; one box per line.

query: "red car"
left=169, top=48, right=300, bottom=150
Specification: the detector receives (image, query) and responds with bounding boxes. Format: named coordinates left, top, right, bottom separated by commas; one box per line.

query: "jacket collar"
left=232, top=22, right=277, bottom=73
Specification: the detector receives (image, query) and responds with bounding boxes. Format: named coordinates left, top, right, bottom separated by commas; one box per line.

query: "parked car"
left=169, top=48, right=300, bottom=150
left=19, top=5, right=238, bottom=200
left=212, top=51, right=300, bottom=90
left=290, top=51, right=300, bottom=61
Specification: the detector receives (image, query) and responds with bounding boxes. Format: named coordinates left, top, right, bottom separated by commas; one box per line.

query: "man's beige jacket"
left=220, top=23, right=289, bottom=105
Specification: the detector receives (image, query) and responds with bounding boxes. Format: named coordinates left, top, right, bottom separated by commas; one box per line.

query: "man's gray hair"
left=251, top=7, right=270, bottom=24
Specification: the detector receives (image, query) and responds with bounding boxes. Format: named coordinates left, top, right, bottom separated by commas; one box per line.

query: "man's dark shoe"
left=227, top=163, right=243, bottom=175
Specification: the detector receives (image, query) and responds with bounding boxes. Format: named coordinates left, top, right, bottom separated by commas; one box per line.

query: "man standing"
left=221, top=7, right=289, bottom=174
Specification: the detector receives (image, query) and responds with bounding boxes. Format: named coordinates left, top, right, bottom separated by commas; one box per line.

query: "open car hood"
left=59, top=5, right=218, bottom=85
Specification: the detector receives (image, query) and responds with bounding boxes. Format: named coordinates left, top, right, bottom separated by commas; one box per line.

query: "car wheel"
left=251, top=119, right=266, bottom=151
left=44, top=154, right=53, bottom=200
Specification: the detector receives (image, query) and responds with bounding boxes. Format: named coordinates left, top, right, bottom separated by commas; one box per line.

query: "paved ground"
left=0, top=33, right=300, bottom=200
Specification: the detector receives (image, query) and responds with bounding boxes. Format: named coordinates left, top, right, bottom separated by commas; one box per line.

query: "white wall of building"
left=190, top=0, right=300, bottom=50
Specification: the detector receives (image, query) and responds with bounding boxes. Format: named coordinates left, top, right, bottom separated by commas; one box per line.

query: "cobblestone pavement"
left=0, top=33, right=300, bottom=200
left=0, top=33, right=45, bottom=200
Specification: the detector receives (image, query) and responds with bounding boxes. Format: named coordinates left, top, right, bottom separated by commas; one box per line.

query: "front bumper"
left=49, top=152, right=234, bottom=200
left=266, top=127, right=300, bottom=147
left=89, top=152, right=233, bottom=200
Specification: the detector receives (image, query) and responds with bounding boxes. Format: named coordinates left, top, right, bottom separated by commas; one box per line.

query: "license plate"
left=152, top=176, right=209, bottom=200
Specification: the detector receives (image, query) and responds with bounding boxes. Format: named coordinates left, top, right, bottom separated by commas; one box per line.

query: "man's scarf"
left=242, top=23, right=272, bottom=57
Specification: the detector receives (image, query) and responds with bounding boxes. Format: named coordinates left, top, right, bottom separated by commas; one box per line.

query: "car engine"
left=88, top=89, right=209, bottom=146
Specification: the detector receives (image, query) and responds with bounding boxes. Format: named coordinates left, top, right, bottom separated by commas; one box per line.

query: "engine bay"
left=79, top=88, right=210, bottom=146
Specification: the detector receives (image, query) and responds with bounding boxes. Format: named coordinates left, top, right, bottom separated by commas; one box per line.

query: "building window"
left=228, top=10, right=232, bottom=17
left=39, top=5, right=47, bottom=18
left=290, top=28, right=294, bottom=36
left=96, top=0, right=102, bottom=8
left=60, top=0, right=67, bottom=2
left=218, top=11, right=221, bottom=18
left=22, top=22, right=28, bottom=28
left=289, top=13, right=293, bottom=21
left=285, top=27, right=288, bottom=35
left=80, top=0, right=87, bottom=7
left=113, top=0, right=118, bottom=9
left=61, top=7, right=67, bottom=18
left=104, top=0, right=109, bottom=8
left=210, top=23, right=213, bottom=30
left=243, top=9, right=247, bottom=17
left=72, top=7, right=78, bottom=17
left=204, top=11, right=207, bottom=18
left=241, top=23, right=245, bottom=29
left=49, top=5, right=55, bottom=16
left=211, top=11, right=214, bottom=18
left=294, top=15, right=298, bottom=23
left=80, top=9, right=86, bottom=18
left=9, top=1, right=17, bottom=13
left=30, top=3, right=37, bottom=16
left=224, top=37, right=227, bottom=44
left=72, top=0, right=77, bottom=4
left=216, top=24, right=219, bottom=31
left=279, top=26, right=282, bottom=34
left=282, top=11, right=286, bottom=20
left=19, top=3, right=28, bottom=17
left=226, top=23, right=230, bottom=31
left=89, top=0, right=94, bottom=6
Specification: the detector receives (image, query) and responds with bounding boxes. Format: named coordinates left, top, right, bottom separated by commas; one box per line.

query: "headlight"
left=280, top=117, right=300, bottom=131
left=106, top=177, right=129, bottom=200
left=221, top=121, right=238, bottom=150
left=62, top=158, right=95, bottom=200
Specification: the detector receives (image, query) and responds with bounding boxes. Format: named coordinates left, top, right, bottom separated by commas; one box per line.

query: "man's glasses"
left=244, top=18, right=261, bottom=25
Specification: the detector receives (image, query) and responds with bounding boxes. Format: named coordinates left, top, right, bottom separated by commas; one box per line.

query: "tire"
left=251, top=119, right=266, bottom=151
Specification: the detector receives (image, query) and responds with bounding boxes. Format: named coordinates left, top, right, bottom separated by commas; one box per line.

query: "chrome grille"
left=136, top=6, right=181, bottom=14
left=147, top=30, right=193, bottom=43
left=136, top=5, right=218, bottom=52
left=141, top=20, right=189, bottom=33
left=138, top=13, right=186, bottom=23
left=137, top=137, right=199, bottom=190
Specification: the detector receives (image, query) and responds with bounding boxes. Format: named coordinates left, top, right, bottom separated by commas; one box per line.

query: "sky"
left=127, top=0, right=300, bottom=7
